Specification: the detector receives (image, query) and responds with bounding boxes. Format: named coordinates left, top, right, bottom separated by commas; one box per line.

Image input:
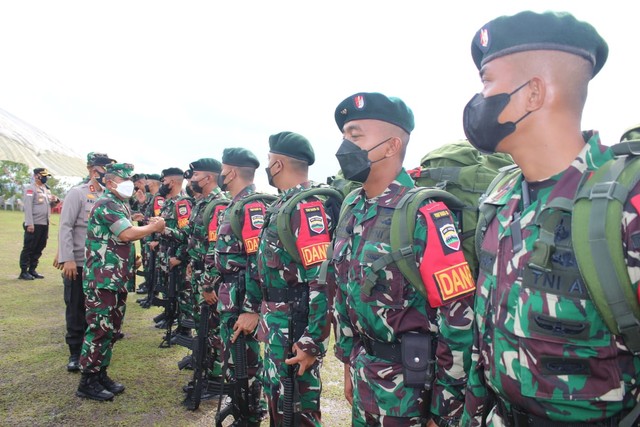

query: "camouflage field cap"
left=106, top=163, right=134, bottom=179
left=87, top=152, right=116, bottom=167
left=222, top=147, right=260, bottom=168
left=335, top=92, right=414, bottom=134
left=471, top=10, right=608, bottom=77
left=268, top=131, right=315, bottom=165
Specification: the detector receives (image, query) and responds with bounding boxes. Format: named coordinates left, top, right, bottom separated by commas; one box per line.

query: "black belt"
left=262, top=283, right=309, bottom=304
left=495, top=397, right=625, bottom=427
left=360, top=335, right=401, bottom=363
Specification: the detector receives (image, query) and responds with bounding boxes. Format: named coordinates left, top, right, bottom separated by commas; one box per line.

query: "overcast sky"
left=1, top=1, right=638, bottom=189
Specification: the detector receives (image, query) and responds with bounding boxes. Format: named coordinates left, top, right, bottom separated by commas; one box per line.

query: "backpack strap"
left=361, top=187, right=466, bottom=298
left=203, top=197, right=230, bottom=231
left=276, top=187, right=344, bottom=264
left=573, top=148, right=640, bottom=354
left=227, top=193, right=277, bottom=241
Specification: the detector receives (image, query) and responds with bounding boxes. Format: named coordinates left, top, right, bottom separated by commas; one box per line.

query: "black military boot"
left=28, top=269, right=44, bottom=279
left=76, top=372, right=114, bottom=401
left=67, top=354, right=80, bottom=372
left=99, top=368, right=125, bottom=394
left=18, top=270, right=34, bottom=280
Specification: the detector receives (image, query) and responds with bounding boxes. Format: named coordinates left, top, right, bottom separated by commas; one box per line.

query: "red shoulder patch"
left=176, top=199, right=191, bottom=229
left=296, top=201, right=330, bottom=268
left=418, top=201, right=475, bottom=307
left=26, top=189, right=34, bottom=196
left=154, top=196, right=165, bottom=216
left=631, top=194, right=640, bottom=214
left=242, top=201, right=265, bottom=254
left=208, top=205, right=227, bottom=242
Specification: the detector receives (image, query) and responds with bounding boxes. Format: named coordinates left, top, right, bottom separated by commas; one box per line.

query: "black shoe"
left=28, top=270, right=44, bottom=279
left=76, top=372, right=114, bottom=401
left=99, top=368, right=125, bottom=395
left=67, top=355, right=80, bottom=372
left=18, top=272, right=34, bottom=280
left=170, top=327, right=192, bottom=345
left=136, top=284, right=148, bottom=294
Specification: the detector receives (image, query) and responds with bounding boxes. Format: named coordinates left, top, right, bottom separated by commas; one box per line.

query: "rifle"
left=183, top=301, right=211, bottom=410
left=282, top=301, right=301, bottom=427
left=138, top=243, right=157, bottom=308
left=158, top=245, right=179, bottom=348
left=215, top=274, right=251, bottom=426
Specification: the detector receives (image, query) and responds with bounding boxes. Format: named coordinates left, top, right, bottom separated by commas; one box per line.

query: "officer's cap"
left=222, top=148, right=260, bottom=169
left=188, top=158, right=222, bottom=174
left=87, top=152, right=116, bottom=167
left=268, top=132, right=315, bottom=165
left=106, top=163, right=134, bottom=179
left=335, top=92, right=415, bottom=134
left=471, top=10, right=608, bottom=78
left=33, top=168, right=51, bottom=177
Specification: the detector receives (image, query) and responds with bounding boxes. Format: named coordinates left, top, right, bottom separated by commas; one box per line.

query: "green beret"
left=33, top=168, right=51, bottom=177
left=106, top=163, right=134, bottom=179
left=188, top=158, right=222, bottom=173
left=268, top=132, right=315, bottom=165
left=131, top=173, right=146, bottom=182
left=161, top=167, right=184, bottom=179
left=335, top=92, right=415, bottom=134
left=471, top=11, right=608, bottom=77
left=620, top=124, right=640, bottom=142
left=222, top=147, right=260, bottom=168
left=145, top=173, right=161, bottom=181
left=86, top=152, right=116, bottom=167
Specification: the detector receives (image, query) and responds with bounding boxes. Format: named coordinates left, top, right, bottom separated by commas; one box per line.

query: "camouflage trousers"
left=192, top=265, right=223, bottom=378
left=79, top=287, right=127, bottom=374
left=176, top=263, right=193, bottom=328
left=353, top=406, right=427, bottom=427
left=263, top=341, right=322, bottom=426
left=220, top=311, right=267, bottom=423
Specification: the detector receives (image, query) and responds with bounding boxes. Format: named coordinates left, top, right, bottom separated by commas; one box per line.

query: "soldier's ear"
left=385, top=137, right=403, bottom=158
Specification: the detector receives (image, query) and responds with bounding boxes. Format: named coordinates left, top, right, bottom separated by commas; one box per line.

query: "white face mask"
left=115, top=180, right=135, bottom=198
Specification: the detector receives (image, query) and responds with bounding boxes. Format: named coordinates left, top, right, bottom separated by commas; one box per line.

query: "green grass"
left=0, top=210, right=351, bottom=426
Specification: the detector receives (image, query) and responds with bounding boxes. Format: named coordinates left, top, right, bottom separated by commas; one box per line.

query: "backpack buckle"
left=589, top=181, right=619, bottom=200
left=618, top=321, right=640, bottom=355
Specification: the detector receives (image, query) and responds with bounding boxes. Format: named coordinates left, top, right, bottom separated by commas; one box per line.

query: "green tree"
left=0, top=160, right=30, bottom=198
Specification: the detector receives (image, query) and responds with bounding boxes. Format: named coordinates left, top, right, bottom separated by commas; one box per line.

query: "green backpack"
left=326, top=170, right=362, bottom=199
left=225, top=193, right=278, bottom=241
left=476, top=137, right=640, bottom=357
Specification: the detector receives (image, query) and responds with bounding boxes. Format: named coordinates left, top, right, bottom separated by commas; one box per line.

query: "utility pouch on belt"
left=401, top=333, right=435, bottom=389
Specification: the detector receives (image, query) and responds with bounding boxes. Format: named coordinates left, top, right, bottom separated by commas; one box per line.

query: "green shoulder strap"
left=227, top=193, right=277, bottom=241
left=203, top=197, right=231, bottom=231
left=573, top=141, right=640, bottom=354
left=276, top=187, right=344, bottom=264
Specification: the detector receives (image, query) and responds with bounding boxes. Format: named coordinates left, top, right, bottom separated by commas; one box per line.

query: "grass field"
left=0, top=210, right=351, bottom=426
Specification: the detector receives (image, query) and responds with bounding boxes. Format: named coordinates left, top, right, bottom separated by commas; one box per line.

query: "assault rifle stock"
left=282, top=301, right=301, bottom=427
left=183, top=302, right=211, bottom=410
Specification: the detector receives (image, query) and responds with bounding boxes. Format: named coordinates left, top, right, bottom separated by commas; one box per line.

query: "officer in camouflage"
left=56, top=151, right=115, bottom=372
left=332, top=92, right=475, bottom=427
left=136, top=173, right=163, bottom=297
left=256, top=132, right=334, bottom=426
left=77, top=163, right=165, bottom=401
left=214, top=147, right=268, bottom=424
left=460, top=11, right=640, bottom=426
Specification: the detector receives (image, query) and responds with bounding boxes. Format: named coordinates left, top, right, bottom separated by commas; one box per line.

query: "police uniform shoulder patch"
left=26, top=189, right=34, bottom=196
left=296, top=200, right=330, bottom=268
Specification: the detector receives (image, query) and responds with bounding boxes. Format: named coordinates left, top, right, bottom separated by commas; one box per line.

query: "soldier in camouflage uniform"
left=459, top=11, right=640, bottom=426
left=332, top=93, right=475, bottom=427
left=136, top=173, right=163, bottom=297
left=77, top=163, right=165, bottom=401
left=151, top=167, right=193, bottom=342
left=56, top=152, right=115, bottom=372
left=256, top=132, right=334, bottom=426
left=214, top=148, right=268, bottom=424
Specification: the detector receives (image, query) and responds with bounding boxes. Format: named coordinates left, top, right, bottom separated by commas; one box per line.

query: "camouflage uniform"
left=333, top=169, right=474, bottom=426
left=215, top=184, right=267, bottom=422
left=461, top=134, right=640, bottom=425
left=80, top=190, right=135, bottom=373
left=256, top=181, right=333, bottom=426
left=157, top=192, right=192, bottom=327
left=141, top=193, right=164, bottom=288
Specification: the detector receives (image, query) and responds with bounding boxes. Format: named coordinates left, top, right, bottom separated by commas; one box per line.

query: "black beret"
left=145, top=173, right=161, bottom=181
left=471, top=11, right=608, bottom=78
left=335, top=92, right=415, bottom=134
left=222, top=147, right=260, bottom=168
left=189, top=158, right=222, bottom=173
left=268, top=131, right=315, bottom=165
left=161, top=167, right=184, bottom=179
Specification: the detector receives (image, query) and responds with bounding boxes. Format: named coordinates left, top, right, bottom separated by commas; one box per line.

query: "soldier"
left=130, top=173, right=147, bottom=217
left=56, top=152, right=116, bottom=372
left=331, top=93, right=475, bottom=427
left=458, top=11, right=640, bottom=426
left=76, top=163, right=165, bottom=401
left=256, top=132, right=335, bottom=426
left=136, top=173, right=163, bottom=297
left=151, top=167, right=193, bottom=344
left=214, top=148, right=269, bottom=423
left=19, top=167, right=60, bottom=280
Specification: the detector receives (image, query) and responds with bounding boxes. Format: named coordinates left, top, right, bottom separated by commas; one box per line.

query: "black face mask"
left=158, top=183, right=170, bottom=197
left=96, top=171, right=106, bottom=188
left=39, top=176, right=48, bottom=184
left=191, top=177, right=206, bottom=194
left=217, top=173, right=229, bottom=192
left=463, top=81, right=532, bottom=154
left=265, top=162, right=280, bottom=188
left=335, top=138, right=391, bottom=183
left=145, top=184, right=150, bottom=193
left=185, top=186, right=195, bottom=198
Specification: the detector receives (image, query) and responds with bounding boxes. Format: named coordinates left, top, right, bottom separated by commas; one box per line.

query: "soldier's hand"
left=169, top=257, right=181, bottom=269
left=284, top=343, right=316, bottom=376
left=135, top=255, right=142, bottom=269
left=149, top=217, right=165, bottom=232
left=135, top=189, right=146, bottom=203
left=186, top=263, right=192, bottom=277
left=149, top=241, right=159, bottom=251
left=203, top=289, right=218, bottom=305
left=132, top=212, right=144, bottom=222
left=343, top=363, right=353, bottom=406
left=62, top=260, right=78, bottom=279
left=26, top=225, right=34, bottom=233
left=426, top=420, right=439, bottom=427
left=231, top=312, right=259, bottom=343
